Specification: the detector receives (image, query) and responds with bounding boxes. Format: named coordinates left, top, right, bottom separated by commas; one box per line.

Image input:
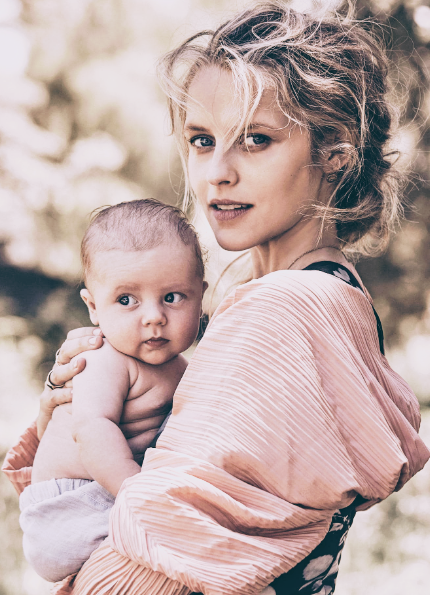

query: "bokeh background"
left=0, top=0, right=430, bottom=593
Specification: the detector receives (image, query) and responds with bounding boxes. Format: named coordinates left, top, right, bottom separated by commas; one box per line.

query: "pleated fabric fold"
left=2, top=420, right=38, bottom=494
left=3, top=270, right=429, bottom=595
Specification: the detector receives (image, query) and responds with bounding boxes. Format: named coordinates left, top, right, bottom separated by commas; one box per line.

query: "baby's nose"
left=141, top=306, right=167, bottom=326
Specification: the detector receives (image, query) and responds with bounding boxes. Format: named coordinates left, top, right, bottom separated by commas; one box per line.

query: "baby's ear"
left=202, top=281, right=209, bottom=296
left=80, top=288, right=99, bottom=326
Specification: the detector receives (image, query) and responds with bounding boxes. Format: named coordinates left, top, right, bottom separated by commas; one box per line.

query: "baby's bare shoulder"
left=72, top=339, right=131, bottom=371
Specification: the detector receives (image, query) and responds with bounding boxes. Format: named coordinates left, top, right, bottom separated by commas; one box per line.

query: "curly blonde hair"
left=158, top=0, right=402, bottom=256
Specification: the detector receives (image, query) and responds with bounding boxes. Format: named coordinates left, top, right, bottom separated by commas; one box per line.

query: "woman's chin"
left=215, top=235, right=254, bottom=252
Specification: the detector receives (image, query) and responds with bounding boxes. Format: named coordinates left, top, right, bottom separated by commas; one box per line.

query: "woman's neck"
left=250, top=218, right=346, bottom=278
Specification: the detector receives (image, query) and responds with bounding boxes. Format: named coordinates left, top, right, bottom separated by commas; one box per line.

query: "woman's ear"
left=80, top=288, right=99, bottom=326
left=321, top=130, right=352, bottom=178
left=325, top=150, right=350, bottom=175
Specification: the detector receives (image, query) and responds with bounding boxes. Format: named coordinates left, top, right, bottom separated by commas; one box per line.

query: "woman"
left=3, top=2, right=429, bottom=594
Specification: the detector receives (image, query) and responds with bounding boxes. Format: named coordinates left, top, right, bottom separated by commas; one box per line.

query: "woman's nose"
left=141, top=305, right=167, bottom=327
left=206, top=147, right=238, bottom=187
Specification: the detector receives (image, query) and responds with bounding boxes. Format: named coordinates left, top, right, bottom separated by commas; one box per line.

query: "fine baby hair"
left=158, top=0, right=401, bottom=257
left=81, top=198, right=206, bottom=284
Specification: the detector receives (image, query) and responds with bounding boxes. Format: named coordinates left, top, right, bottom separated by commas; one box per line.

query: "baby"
left=19, top=199, right=207, bottom=582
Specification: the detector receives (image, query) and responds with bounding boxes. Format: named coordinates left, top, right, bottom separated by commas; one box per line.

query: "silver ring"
left=46, top=369, right=65, bottom=390
left=55, top=348, right=62, bottom=366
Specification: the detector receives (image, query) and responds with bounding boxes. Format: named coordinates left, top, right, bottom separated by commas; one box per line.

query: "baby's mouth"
left=145, top=337, right=169, bottom=348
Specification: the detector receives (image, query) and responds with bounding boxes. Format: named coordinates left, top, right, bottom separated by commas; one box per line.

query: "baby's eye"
left=242, top=134, right=270, bottom=148
left=118, top=295, right=138, bottom=306
left=164, top=292, right=184, bottom=304
left=189, top=136, right=214, bottom=149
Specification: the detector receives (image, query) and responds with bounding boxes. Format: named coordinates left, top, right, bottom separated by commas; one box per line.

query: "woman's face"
left=185, top=67, right=325, bottom=252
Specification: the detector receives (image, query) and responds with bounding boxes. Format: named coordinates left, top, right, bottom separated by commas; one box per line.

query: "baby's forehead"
left=87, top=244, right=202, bottom=288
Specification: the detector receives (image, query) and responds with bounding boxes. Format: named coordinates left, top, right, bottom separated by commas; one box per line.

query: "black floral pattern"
left=269, top=503, right=356, bottom=595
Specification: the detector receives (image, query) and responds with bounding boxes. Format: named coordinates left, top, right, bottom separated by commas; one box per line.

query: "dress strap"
left=303, top=261, right=385, bottom=355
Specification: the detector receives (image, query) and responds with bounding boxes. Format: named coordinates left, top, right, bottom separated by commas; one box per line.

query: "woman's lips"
left=210, top=203, right=252, bottom=222
left=145, top=338, right=169, bottom=349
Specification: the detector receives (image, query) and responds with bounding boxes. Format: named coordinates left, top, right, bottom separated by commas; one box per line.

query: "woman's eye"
left=189, top=136, right=214, bottom=149
left=118, top=295, right=138, bottom=306
left=164, top=292, right=184, bottom=304
left=243, top=134, right=269, bottom=148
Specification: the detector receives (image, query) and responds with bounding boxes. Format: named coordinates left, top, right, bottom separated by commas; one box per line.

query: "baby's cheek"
left=178, top=317, right=200, bottom=352
left=102, top=324, right=138, bottom=358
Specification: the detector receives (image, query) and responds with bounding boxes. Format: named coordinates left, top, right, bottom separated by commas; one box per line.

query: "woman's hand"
left=55, top=327, right=104, bottom=366
left=37, top=327, right=104, bottom=440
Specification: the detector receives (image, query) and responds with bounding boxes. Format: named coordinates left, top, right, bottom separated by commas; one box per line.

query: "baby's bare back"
left=32, top=346, right=187, bottom=485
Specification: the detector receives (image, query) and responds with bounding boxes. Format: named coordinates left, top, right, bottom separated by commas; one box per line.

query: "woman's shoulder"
left=222, top=268, right=369, bottom=315
left=211, top=268, right=378, bottom=350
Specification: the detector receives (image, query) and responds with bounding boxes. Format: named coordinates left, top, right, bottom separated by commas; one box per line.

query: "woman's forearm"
left=52, top=540, right=191, bottom=595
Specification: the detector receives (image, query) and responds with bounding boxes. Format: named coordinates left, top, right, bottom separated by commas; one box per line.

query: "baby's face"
left=82, top=241, right=205, bottom=365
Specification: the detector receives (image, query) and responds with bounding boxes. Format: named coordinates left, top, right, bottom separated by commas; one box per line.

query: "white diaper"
left=19, top=478, right=115, bottom=582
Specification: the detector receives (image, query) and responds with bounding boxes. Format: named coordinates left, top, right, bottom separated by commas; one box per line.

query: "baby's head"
left=80, top=199, right=207, bottom=365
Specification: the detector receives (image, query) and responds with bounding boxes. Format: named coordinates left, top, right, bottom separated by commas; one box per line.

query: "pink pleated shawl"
left=3, top=270, right=429, bottom=595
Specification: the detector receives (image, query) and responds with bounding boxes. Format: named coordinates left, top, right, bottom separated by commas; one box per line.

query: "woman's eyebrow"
left=184, top=124, right=211, bottom=133
left=246, top=121, right=287, bottom=131
left=246, top=122, right=269, bottom=129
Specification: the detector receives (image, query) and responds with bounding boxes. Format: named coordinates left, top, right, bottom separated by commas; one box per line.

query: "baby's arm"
left=71, top=342, right=141, bottom=497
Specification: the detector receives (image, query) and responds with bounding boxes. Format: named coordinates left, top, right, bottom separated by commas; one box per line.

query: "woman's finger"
left=37, top=386, right=74, bottom=439
left=66, top=327, right=103, bottom=340
left=41, top=387, right=73, bottom=410
left=56, top=333, right=104, bottom=365
left=47, top=358, right=87, bottom=387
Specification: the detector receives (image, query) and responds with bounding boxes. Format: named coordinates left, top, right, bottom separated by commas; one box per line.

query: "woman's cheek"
left=188, top=160, right=206, bottom=204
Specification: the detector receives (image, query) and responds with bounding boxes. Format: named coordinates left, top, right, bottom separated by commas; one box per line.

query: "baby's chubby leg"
left=19, top=478, right=114, bottom=582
